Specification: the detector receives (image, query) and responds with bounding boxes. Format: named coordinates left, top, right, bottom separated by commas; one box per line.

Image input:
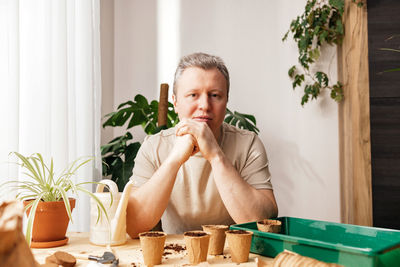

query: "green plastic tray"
left=230, top=217, right=400, bottom=267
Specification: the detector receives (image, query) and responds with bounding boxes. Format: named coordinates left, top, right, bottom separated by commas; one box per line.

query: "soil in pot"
left=226, top=230, right=253, bottom=263
left=183, top=231, right=210, bottom=264
left=139, top=231, right=166, bottom=267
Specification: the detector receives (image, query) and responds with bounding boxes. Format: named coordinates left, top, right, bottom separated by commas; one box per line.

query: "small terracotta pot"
left=256, top=219, right=282, bottom=233
left=24, top=198, right=75, bottom=243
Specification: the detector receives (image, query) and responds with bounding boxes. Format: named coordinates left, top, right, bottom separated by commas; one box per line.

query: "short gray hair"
left=173, top=52, right=230, bottom=95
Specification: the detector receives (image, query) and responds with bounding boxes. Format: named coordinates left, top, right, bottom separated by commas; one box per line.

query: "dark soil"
left=184, top=231, right=207, bottom=237
left=164, top=243, right=186, bottom=252
left=140, top=232, right=164, bottom=237
left=226, top=230, right=250, bottom=234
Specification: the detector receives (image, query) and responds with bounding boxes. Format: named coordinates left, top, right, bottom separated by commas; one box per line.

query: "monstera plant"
left=101, top=94, right=259, bottom=191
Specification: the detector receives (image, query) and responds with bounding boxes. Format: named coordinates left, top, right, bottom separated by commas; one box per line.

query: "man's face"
left=173, top=67, right=228, bottom=139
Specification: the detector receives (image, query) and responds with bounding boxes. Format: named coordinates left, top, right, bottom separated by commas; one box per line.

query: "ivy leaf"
left=336, top=18, right=344, bottom=35
left=309, top=48, right=321, bottom=61
left=301, top=94, right=309, bottom=106
left=331, top=82, right=344, bottom=102
left=311, top=83, right=321, bottom=99
left=292, top=74, right=305, bottom=89
left=315, top=72, right=329, bottom=87
left=299, top=53, right=310, bottom=69
left=319, top=30, right=329, bottom=44
left=314, top=25, right=320, bottom=35
left=330, top=0, right=344, bottom=13
left=288, top=65, right=297, bottom=78
left=282, top=31, right=289, bottom=42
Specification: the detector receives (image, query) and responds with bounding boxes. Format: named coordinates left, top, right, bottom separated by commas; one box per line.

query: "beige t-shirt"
left=131, top=122, right=273, bottom=234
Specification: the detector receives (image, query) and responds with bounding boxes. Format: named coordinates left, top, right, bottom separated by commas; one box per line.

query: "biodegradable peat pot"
left=256, top=219, right=282, bottom=233
left=23, top=198, right=75, bottom=247
left=184, top=230, right=210, bottom=265
left=139, top=231, right=166, bottom=267
left=226, top=229, right=253, bottom=263
left=201, top=225, right=228, bottom=255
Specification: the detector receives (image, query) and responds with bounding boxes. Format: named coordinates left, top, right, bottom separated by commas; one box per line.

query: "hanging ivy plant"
left=283, top=0, right=364, bottom=106
left=282, top=0, right=345, bottom=105
left=283, top=0, right=354, bottom=106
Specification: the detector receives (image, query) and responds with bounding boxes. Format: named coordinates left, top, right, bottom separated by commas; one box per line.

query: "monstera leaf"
left=225, top=108, right=259, bottom=134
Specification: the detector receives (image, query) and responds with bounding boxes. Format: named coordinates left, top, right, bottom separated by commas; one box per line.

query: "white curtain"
left=0, top=0, right=102, bottom=232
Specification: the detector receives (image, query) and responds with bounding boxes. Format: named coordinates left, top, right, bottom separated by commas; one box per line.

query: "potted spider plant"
left=0, top=152, right=110, bottom=248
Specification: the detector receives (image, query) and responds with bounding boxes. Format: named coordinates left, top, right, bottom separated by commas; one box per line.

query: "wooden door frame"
left=337, top=0, right=372, bottom=226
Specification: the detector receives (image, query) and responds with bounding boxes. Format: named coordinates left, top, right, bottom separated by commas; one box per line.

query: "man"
left=126, top=52, right=278, bottom=238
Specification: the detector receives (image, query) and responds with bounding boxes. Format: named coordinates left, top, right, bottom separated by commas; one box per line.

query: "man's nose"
left=198, top=94, right=210, bottom=110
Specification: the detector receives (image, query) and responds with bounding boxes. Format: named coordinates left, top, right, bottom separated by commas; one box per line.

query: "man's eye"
left=211, top=93, right=220, bottom=98
left=190, top=93, right=197, bottom=97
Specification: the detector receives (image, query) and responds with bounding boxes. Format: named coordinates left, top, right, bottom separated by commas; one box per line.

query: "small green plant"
left=101, top=94, right=259, bottom=191
left=282, top=0, right=346, bottom=105
left=0, top=152, right=110, bottom=246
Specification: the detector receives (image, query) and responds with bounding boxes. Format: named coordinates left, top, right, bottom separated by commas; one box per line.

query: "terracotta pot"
left=23, top=198, right=75, bottom=243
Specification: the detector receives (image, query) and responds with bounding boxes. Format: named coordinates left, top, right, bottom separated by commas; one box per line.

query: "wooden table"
left=32, top=232, right=273, bottom=266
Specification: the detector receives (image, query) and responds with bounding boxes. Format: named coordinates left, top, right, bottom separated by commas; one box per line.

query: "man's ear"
left=172, top=94, right=178, bottom=111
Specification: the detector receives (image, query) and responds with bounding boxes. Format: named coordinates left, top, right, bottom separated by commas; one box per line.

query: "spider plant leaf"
left=22, top=171, right=41, bottom=183
left=79, top=181, right=114, bottom=207
left=54, top=185, right=73, bottom=222
left=12, top=152, right=42, bottom=183
left=76, top=185, right=110, bottom=224
left=20, top=193, right=40, bottom=201
left=48, top=157, right=54, bottom=185
left=36, top=153, right=47, bottom=182
left=31, top=155, right=45, bottom=184
left=23, top=199, right=34, bottom=211
left=18, top=184, right=41, bottom=195
left=25, top=197, right=42, bottom=246
left=67, top=157, right=94, bottom=180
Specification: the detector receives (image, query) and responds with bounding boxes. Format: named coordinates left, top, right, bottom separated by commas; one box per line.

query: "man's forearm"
left=210, top=152, right=278, bottom=223
left=126, top=158, right=181, bottom=238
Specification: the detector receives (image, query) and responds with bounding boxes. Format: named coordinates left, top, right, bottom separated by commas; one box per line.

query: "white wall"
left=100, top=0, right=114, bottom=145
left=101, top=0, right=341, bottom=223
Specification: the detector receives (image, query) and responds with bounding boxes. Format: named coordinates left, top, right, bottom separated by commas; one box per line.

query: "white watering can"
left=89, top=179, right=134, bottom=246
